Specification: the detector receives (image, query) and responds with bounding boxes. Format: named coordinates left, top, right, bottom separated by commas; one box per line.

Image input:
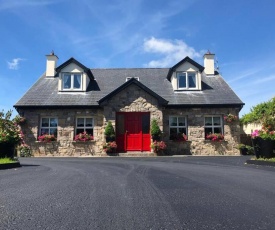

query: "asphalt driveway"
left=1, top=156, right=275, bottom=230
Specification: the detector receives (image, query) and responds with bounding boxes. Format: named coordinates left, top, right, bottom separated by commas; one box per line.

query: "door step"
left=117, top=152, right=156, bottom=157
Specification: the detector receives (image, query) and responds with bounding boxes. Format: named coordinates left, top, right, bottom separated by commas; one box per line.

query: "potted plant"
left=74, top=132, right=94, bottom=142
left=151, top=141, right=166, bottom=155
left=236, top=144, right=249, bottom=155
left=151, top=119, right=161, bottom=141
left=206, top=133, right=224, bottom=142
left=37, top=134, right=57, bottom=142
left=103, top=141, right=117, bottom=155
left=18, top=143, right=31, bottom=157
left=224, top=113, right=238, bottom=123
left=104, top=121, right=115, bottom=142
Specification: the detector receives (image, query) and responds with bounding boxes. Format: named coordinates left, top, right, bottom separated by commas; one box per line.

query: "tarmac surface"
left=1, top=156, right=275, bottom=229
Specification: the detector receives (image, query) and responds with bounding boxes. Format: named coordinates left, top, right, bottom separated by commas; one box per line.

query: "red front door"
left=116, top=112, right=150, bottom=152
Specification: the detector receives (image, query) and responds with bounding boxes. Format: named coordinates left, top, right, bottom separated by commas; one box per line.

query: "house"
left=14, top=52, right=244, bottom=156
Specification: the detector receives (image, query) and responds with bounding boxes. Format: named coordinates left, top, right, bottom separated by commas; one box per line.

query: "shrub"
left=104, top=121, right=115, bottom=141
left=151, top=119, right=161, bottom=140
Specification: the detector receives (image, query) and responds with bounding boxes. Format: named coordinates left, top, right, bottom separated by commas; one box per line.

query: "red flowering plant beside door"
left=151, top=141, right=167, bottom=154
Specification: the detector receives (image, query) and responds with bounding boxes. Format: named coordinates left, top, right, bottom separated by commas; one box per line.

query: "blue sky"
left=0, top=0, right=275, bottom=117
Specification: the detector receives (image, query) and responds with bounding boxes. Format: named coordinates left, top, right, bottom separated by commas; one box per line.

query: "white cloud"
left=7, top=58, right=24, bottom=70
left=143, top=37, right=204, bottom=67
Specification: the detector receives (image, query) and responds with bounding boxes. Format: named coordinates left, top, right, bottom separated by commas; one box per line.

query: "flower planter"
left=252, top=138, right=261, bottom=159
left=259, top=138, right=275, bottom=159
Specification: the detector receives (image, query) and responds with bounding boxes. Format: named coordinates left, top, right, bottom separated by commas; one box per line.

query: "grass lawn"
left=251, top=157, right=275, bottom=162
left=0, top=157, right=18, bottom=164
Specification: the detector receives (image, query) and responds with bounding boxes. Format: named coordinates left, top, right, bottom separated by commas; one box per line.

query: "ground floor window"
left=169, top=116, right=187, bottom=140
left=40, top=117, right=58, bottom=136
left=76, top=117, right=94, bottom=135
left=204, top=116, right=223, bottom=138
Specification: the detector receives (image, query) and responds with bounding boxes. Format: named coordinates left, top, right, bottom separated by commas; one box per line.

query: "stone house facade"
left=14, top=52, right=244, bottom=156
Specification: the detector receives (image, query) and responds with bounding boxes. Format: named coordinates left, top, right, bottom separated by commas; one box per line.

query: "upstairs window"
left=62, top=73, right=82, bottom=90
left=177, top=72, right=197, bottom=89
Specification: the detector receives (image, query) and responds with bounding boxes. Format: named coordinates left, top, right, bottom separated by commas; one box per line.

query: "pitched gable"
left=98, top=78, right=168, bottom=106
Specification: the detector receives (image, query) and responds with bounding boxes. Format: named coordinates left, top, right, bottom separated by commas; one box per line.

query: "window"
left=177, top=72, right=197, bottom=89
left=62, top=73, right=82, bottom=90
left=40, top=117, right=58, bottom=136
left=76, top=117, right=93, bottom=135
left=126, top=77, right=139, bottom=82
left=204, top=116, right=223, bottom=138
left=169, top=116, right=187, bottom=140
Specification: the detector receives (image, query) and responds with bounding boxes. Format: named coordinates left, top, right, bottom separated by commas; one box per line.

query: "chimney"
left=203, top=51, right=215, bottom=75
left=46, top=51, right=58, bottom=77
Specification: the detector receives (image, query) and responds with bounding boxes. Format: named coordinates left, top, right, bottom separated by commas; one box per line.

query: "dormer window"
left=177, top=72, right=197, bottom=90
left=126, top=77, right=139, bottom=82
left=62, top=73, right=82, bottom=90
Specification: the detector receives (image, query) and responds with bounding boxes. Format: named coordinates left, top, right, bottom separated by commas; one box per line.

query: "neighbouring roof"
left=14, top=58, right=244, bottom=108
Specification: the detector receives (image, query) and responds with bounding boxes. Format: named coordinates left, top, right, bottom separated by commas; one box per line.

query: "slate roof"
left=14, top=59, right=244, bottom=108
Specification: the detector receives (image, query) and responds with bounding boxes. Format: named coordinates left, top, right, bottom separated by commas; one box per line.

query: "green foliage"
left=150, top=119, right=161, bottom=138
left=0, top=110, right=22, bottom=144
left=104, top=121, right=115, bottom=138
left=240, top=97, right=275, bottom=126
left=0, top=157, right=17, bottom=164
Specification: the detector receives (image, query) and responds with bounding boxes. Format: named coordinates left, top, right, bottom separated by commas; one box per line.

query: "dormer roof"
left=56, top=57, right=94, bottom=79
left=167, top=56, right=204, bottom=81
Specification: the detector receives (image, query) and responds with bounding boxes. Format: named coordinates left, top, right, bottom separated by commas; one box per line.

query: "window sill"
left=72, top=140, right=95, bottom=143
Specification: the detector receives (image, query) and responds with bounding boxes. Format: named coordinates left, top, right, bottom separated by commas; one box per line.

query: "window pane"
left=214, top=127, right=222, bottom=133
left=205, top=117, right=212, bottom=126
left=178, top=117, right=185, bottom=126
left=50, top=118, right=57, bottom=127
left=142, top=114, right=150, bottom=134
left=178, top=128, right=187, bottom=135
left=41, top=128, right=49, bottom=135
left=85, top=128, right=93, bottom=135
left=63, top=74, right=71, bottom=89
left=77, top=118, right=84, bottom=127
left=49, top=128, right=57, bottom=136
left=169, top=117, right=177, bottom=126
left=76, top=129, right=84, bottom=134
left=74, top=74, right=81, bottom=89
left=205, top=127, right=213, bottom=135
left=178, top=73, right=186, bottom=88
left=86, top=118, right=93, bottom=127
left=42, top=118, right=49, bottom=127
left=213, top=117, right=221, bottom=126
left=169, top=128, right=178, bottom=140
left=188, top=73, right=196, bottom=88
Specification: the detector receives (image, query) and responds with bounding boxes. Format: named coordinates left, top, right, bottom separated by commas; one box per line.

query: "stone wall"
left=18, top=89, right=241, bottom=156
left=102, top=84, right=163, bottom=131
left=19, top=108, right=106, bottom=156
left=163, top=107, right=241, bottom=155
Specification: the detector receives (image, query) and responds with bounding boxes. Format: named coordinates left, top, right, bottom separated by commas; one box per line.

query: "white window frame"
left=126, top=77, right=139, bottom=82
left=169, top=116, right=187, bottom=140
left=176, top=71, right=198, bottom=90
left=40, top=117, right=58, bottom=137
left=75, top=117, right=94, bottom=136
left=204, top=115, right=223, bottom=138
left=62, top=73, right=83, bottom=91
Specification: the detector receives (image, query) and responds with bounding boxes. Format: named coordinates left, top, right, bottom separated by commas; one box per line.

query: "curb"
left=246, top=160, right=275, bottom=167
left=0, top=162, right=21, bottom=170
